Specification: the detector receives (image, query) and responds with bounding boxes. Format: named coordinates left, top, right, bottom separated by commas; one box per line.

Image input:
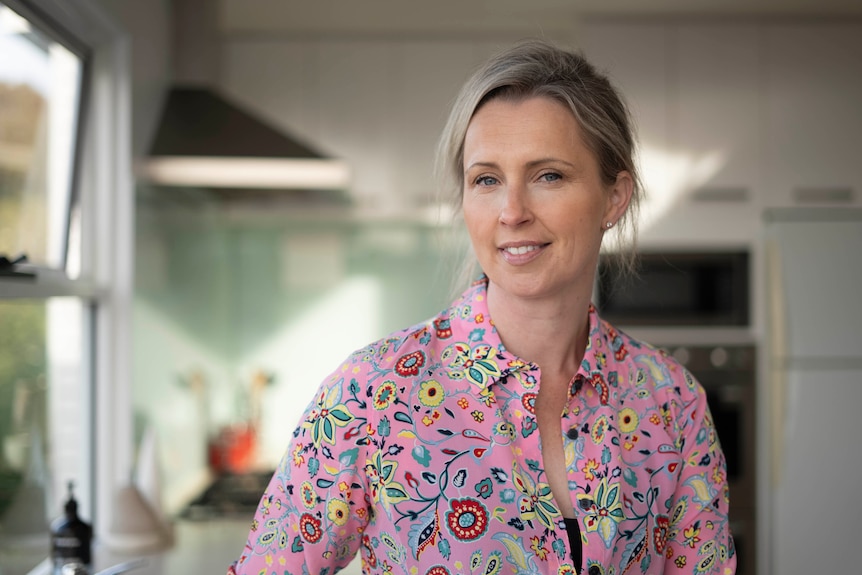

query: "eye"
left=538, top=171, right=562, bottom=183
left=474, top=175, right=499, bottom=187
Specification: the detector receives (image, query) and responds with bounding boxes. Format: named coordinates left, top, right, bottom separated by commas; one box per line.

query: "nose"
left=498, top=183, right=532, bottom=227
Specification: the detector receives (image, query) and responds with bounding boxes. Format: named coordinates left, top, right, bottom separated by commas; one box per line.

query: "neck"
left=486, top=282, right=592, bottom=381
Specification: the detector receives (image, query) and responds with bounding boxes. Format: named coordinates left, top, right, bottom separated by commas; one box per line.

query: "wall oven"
left=596, top=250, right=756, bottom=575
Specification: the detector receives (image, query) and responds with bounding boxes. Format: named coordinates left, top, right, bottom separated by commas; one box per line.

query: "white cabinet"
left=653, top=23, right=764, bottom=246
left=581, top=22, right=672, bottom=154
left=763, top=23, right=862, bottom=207
left=676, top=23, right=761, bottom=196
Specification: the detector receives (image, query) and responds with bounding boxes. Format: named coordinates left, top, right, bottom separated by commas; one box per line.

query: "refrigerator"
left=764, top=207, right=862, bottom=574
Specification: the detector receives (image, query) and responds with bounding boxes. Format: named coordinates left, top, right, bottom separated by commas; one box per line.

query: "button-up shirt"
left=230, top=277, right=736, bottom=575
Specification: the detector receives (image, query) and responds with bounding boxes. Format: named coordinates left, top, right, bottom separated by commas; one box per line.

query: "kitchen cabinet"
left=763, top=23, right=862, bottom=207
left=582, top=22, right=672, bottom=154
left=676, top=23, right=761, bottom=198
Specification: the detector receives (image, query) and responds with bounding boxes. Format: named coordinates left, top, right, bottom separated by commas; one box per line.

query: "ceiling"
left=219, top=0, right=862, bottom=36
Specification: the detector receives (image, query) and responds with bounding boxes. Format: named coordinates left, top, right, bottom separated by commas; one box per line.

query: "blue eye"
left=476, top=176, right=498, bottom=186
left=540, top=172, right=561, bottom=182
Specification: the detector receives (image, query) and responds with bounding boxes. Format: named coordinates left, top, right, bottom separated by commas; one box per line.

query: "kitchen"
left=1, top=0, right=861, bottom=574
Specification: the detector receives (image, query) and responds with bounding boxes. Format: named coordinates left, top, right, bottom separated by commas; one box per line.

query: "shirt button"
left=566, top=427, right=579, bottom=440
left=589, top=566, right=601, bottom=575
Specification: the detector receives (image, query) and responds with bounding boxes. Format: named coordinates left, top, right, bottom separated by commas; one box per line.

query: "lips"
left=503, top=245, right=540, bottom=256
left=499, top=242, right=548, bottom=264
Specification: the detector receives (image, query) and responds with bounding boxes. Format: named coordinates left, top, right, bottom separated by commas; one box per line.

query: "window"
left=0, top=1, right=131, bottom=573
left=0, top=2, right=84, bottom=270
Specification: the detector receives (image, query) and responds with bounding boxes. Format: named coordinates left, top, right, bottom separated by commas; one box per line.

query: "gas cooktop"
left=181, top=471, right=274, bottom=521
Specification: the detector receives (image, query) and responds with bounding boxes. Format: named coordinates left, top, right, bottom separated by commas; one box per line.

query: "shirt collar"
left=446, top=275, right=613, bottom=391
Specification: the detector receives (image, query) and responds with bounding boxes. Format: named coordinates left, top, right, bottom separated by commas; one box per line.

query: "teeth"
left=505, top=245, right=540, bottom=255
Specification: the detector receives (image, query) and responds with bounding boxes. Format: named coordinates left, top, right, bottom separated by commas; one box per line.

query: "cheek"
left=461, top=199, right=487, bottom=241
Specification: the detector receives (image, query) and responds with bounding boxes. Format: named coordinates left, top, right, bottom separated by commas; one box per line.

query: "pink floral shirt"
left=230, top=277, right=735, bottom=575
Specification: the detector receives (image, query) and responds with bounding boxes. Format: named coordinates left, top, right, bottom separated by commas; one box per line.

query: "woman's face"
left=461, top=96, right=631, bottom=303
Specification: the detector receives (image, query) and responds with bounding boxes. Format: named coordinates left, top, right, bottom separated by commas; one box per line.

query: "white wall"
left=92, top=0, right=172, bottom=159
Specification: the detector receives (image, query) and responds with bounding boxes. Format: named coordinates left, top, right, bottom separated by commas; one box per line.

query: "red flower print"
left=521, top=392, right=537, bottom=414
left=395, top=351, right=426, bottom=377
left=653, top=515, right=670, bottom=553
left=446, top=498, right=489, bottom=541
left=299, top=513, right=322, bottom=543
left=434, top=318, right=452, bottom=339
left=426, top=567, right=451, bottom=575
left=592, top=373, right=609, bottom=405
left=362, top=535, right=377, bottom=568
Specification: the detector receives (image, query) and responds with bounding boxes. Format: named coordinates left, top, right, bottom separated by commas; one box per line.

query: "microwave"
left=596, top=251, right=750, bottom=327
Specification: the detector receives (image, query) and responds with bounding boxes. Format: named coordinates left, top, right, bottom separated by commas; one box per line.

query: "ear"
left=603, top=170, right=633, bottom=226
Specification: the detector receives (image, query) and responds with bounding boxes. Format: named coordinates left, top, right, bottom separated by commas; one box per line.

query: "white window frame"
left=0, top=0, right=134, bottom=550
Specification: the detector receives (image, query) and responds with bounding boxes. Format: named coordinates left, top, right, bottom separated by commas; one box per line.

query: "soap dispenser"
left=50, top=481, right=93, bottom=575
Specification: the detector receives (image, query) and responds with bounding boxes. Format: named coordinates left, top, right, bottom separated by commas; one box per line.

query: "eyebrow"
left=464, top=158, right=578, bottom=173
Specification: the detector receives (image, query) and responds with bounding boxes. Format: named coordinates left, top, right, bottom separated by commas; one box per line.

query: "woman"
left=229, top=40, right=735, bottom=575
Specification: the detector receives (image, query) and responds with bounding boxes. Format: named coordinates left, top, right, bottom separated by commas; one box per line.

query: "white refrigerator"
left=764, top=207, right=862, bottom=574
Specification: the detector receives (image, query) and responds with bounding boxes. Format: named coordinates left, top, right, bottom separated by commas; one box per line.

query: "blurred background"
left=1, top=0, right=861, bottom=574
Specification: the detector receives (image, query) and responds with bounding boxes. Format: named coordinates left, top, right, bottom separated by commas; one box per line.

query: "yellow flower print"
left=582, top=458, right=599, bottom=481
left=373, top=380, right=398, bottom=410
left=576, top=477, right=625, bottom=548
left=618, top=407, right=639, bottom=433
left=684, top=524, right=701, bottom=548
left=471, top=410, right=484, bottom=422
left=418, top=379, right=445, bottom=407
left=364, top=450, right=409, bottom=513
left=530, top=536, right=549, bottom=560
left=591, top=415, right=609, bottom=444
left=292, top=443, right=305, bottom=467
left=478, top=386, right=497, bottom=407
left=299, top=481, right=316, bottom=509
left=457, top=397, right=470, bottom=410
left=441, top=342, right=502, bottom=386
left=512, top=462, right=559, bottom=530
left=327, top=498, right=350, bottom=526
left=306, top=381, right=354, bottom=448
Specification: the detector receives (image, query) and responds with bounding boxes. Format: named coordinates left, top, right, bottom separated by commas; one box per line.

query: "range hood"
left=140, top=87, right=350, bottom=192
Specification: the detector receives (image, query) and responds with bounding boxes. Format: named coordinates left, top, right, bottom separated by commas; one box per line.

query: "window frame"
left=0, top=0, right=135, bottom=557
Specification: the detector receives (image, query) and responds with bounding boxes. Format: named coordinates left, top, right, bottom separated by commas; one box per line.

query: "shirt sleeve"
left=663, top=371, right=737, bottom=574
left=229, top=358, right=371, bottom=575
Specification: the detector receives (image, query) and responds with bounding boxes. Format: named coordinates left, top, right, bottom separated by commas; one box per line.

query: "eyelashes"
left=470, top=171, right=563, bottom=187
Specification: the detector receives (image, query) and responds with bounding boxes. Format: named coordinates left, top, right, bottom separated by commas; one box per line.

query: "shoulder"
left=600, top=318, right=702, bottom=408
left=337, top=306, right=457, bottom=378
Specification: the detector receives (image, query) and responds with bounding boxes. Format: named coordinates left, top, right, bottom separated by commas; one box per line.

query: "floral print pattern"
left=229, top=277, right=735, bottom=574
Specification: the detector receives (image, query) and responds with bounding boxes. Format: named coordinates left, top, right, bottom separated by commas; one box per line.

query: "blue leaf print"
left=412, top=444, right=431, bottom=467
left=623, top=467, right=638, bottom=488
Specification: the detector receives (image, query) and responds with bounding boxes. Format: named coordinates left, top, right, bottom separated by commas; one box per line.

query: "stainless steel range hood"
left=140, top=87, right=350, bottom=192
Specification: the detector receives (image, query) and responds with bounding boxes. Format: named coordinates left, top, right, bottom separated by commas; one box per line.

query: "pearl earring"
left=605, top=222, right=614, bottom=229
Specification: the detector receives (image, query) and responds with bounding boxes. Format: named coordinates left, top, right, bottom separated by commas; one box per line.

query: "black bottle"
left=50, top=481, right=93, bottom=575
